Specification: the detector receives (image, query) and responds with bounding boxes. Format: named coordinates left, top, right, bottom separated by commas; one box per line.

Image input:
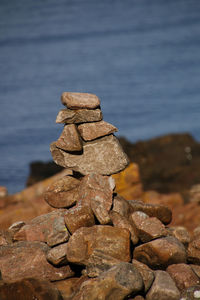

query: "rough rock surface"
left=50, top=134, right=129, bottom=175
left=56, top=108, right=102, bottom=124
left=78, top=120, right=117, bottom=141
left=46, top=243, right=68, bottom=266
left=61, top=92, right=100, bottom=109
left=132, top=259, right=155, bottom=293
left=55, top=124, right=83, bottom=152
left=187, top=236, right=200, bottom=264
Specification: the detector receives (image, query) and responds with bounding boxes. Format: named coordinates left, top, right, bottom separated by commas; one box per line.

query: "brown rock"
left=130, top=296, right=145, bottom=300
left=66, top=225, right=130, bottom=265
left=190, top=184, right=200, bottom=203
left=132, top=259, right=155, bottom=293
left=14, top=210, right=70, bottom=247
left=78, top=120, right=117, bottom=141
left=44, top=175, right=80, bottom=208
left=8, top=221, right=26, bottom=237
left=191, top=264, right=200, bottom=279
left=180, top=285, right=200, bottom=300
left=128, top=200, right=172, bottom=225
left=0, top=230, right=12, bottom=246
left=167, top=263, right=200, bottom=291
left=61, top=92, right=100, bottom=109
left=0, top=278, right=62, bottom=300
left=0, top=241, right=74, bottom=282
left=64, top=203, right=95, bottom=234
left=50, top=134, right=129, bottom=176
left=0, top=186, right=8, bottom=198
left=188, top=236, right=200, bottom=264
left=146, top=270, right=180, bottom=300
left=110, top=211, right=139, bottom=245
left=112, top=194, right=132, bottom=218
left=133, top=236, right=187, bottom=269
left=56, top=108, right=102, bottom=124
left=46, top=243, right=68, bottom=266
left=55, top=124, right=82, bottom=152
left=73, top=263, right=143, bottom=300
left=167, top=226, right=191, bottom=247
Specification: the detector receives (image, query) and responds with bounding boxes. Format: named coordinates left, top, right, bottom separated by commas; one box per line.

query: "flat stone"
left=146, top=270, right=180, bottom=300
left=66, top=225, right=130, bottom=265
left=167, top=226, right=191, bottom=248
left=61, top=92, right=100, bottom=109
left=128, top=200, right=172, bottom=225
left=56, top=108, right=103, bottom=124
left=188, top=236, right=200, bottom=264
left=78, top=120, right=117, bottom=141
left=55, top=124, right=82, bottom=152
left=73, top=263, right=143, bottom=300
left=167, top=263, right=200, bottom=291
left=14, top=210, right=70, bottom=247
left=110, top=211, right=139, bottom=245
left=0, top=241, right=74, bottom=282
left=133, top=236, right=187, bottom=269
left=181, top=285, right=200, bottom=300
left=51, top=134, right=129, bottom=176
left=0, top=278, right=62, bottom=300
left=132, top=259, right=155, bottom=293
left=46, top=243, right=68, bottom=266
left=64, top=203, right=95, bottom=234
left=44, top=175, right=81, bottom=208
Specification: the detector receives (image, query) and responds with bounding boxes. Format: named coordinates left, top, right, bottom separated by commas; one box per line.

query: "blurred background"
left=0, top=0, right=200, bottom=194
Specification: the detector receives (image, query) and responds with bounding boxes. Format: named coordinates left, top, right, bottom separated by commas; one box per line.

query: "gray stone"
left=50, top=134, right=129, bottom=176
left=78, top=120, right=117, bottom=141
left=61, top=92, right=100, bottom=109
left=55, top=124, right=82, bottom=152
left=56, top=108, right=102, bottom=124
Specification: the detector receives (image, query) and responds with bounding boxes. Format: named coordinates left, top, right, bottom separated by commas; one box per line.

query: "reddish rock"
left=128, top=200, right=172, bottom=225
left=14, top=210, right=70, bottom=247
left=73, top=263, right=143, bottom=300
left=112, top=194, right=132, bottom=219
left=0, top=241, right=74, bottom=282
left=46, top=243, right=68, bottom=266
left=44, top=175, right=81, bottom=208
left=64, top=203, right=95, bottom=234
left=133, top=236, right=187, bottom=269
left=56, top=108, right=102, bottom=124
left=146, top=270, right=180, bottom=300
left=188, top=236, right=200, bottom=264
left=0, top=278, right=62, bottom=300
left=66, top=225, right=130, bottom=265
left=78, top=121, right=117, bottom=141
left=167, top=226, right=191, bottom=248
left=110, top=211, right=139, bottom=245
left=132, top=259, right=155, bottom=293
left=55, top=124, right=83, bottom=152
left=167, top=263, right=200, bottom=291
left=61, top=92, right=100, bottom=109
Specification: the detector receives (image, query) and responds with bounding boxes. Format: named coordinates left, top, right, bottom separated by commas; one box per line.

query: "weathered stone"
left=167, top=263, right=200, bottom=291
left=110, top=211, right=139, bottom=245
left=132, top=259, right=155, bottom=293
left=66, top=225, right=130, bottom=265
left=73, top=263, right=143, bottom=300
left=50, top=134, right=129, bottom=175
left=8, top=221, right=26, bottom=237
left=46, top=243, right=68, bottom=266
left=0, top=241, right=74, bottom=282
left=181, top=285, right=200, bottom=300
left=86, top=249, right=121, bottom=277
left=79, top=174, right=115, bottom=224
left=14, top=210, right=70, bottom=247
left=131, top=214, right=167, bottom=243
left=167, top=226, right=191, bottom=248
left=146, top=270, right=180, bottom=300
left=64, top=203, right=95, bottom=234
left=78, top=120, right=117, bottom=141
left=128, top=200, right=172, bottom=225
left=55, top=124, right=83, bottom=152
left=44, top=175, right=80, bottom=208
left=188, top=236, right=200, bottom=264
left=191, top=264, right=200, bottom=278
left=112, top=194, right=132, bottom=218
left=61, top=92, right=100, bottom=109
left=0, top=230, right=12, bottom=246
left=133, top=236, right=187, bottom=269
left=0, top=278, right=62, bottom=300
left=56, top=108, right=102, bottom=124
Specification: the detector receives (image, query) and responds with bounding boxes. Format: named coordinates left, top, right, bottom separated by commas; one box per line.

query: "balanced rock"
left=56, top=108, right=102, bottom=124
left=55, top=124, right=83, bottom=152
left=61, top=92, right=100, bottom=109
left=78, top=120, right=117, bottom=141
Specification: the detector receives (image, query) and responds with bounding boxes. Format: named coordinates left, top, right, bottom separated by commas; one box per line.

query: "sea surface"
left=1, top=0, right=200, bottom=193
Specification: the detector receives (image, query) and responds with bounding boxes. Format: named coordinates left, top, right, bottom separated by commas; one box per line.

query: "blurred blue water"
left=0, top=0, right=200, bottom=193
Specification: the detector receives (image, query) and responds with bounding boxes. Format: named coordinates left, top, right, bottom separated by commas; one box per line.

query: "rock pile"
left=1, top=93, right=200, bottom=300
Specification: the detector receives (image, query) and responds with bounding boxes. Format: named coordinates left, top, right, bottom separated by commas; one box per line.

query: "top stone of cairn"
left=61, top=92, right=100, bottom=109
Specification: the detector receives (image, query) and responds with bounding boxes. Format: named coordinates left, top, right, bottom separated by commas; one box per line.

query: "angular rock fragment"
left=167, top=263, right=200, bottom=291
left=61, top=92, right=100, bottom=109
left=132, top=259, right=155, bottom=293
left=8, top=221, right=26, bottom=237
left=46, top=243, right=68, bottom=266
left=56, top=108, right=102, bottom=124
left=78, top=120, right=117, bottom=141
left=146, top=270, right=180, bottom=300
left=167, top=226, right=191, bottom=248
left=51, top=134, right=129, bottom=175
left=66, top=225, right=130, bottom=265
left=0, top=241, right=74, bottom=282
left=44, top=175, right=81, bottom=208
left=112, top=194, right=132, bottom=218
left=133, top=236, right=187, bottom=269
left=73, top=263, right=143, bottom=300
left=55, top=124, right=83, bottom=152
